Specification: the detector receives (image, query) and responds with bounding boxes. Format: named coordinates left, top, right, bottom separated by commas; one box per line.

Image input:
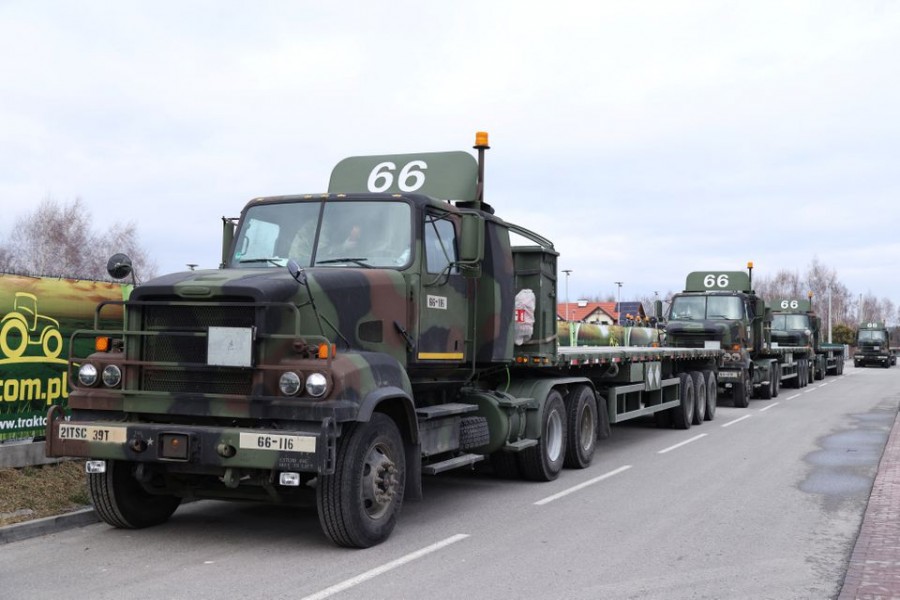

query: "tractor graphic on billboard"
left=0, top=292, right=63, bottom=360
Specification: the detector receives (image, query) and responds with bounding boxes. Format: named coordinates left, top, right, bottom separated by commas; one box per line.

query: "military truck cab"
left=855, top=322, right=892, bottom=368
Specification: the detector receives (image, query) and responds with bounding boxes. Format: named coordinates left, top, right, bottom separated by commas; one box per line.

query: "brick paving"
left=839, top=410, right=900, bottom=600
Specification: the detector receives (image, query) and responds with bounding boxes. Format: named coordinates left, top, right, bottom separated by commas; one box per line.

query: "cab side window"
left=424, top=214, right=459, bottom=274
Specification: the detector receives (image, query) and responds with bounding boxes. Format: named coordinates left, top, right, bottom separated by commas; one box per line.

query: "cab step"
left=422, top=453, right=484, bottom=475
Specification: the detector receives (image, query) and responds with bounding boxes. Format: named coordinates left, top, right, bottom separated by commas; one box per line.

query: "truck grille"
left=669, top=333, right=720, bottom=349
left=137, top=299, right=257, bottom=395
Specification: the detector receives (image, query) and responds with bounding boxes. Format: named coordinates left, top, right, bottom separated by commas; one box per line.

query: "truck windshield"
left=772, top=315, right=810, bottom=331
left=230, top=200, right=412, bottom=268
left=670, top=295, right=744, bottom=320
left=858, top=330, right=887, bottom=342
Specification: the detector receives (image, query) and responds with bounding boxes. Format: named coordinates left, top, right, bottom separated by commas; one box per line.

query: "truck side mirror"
left=221, top=217, right=237, bottom=268
left=107, top=254, right=133, bottom=280
left=458, top=213, right=484, bottom=276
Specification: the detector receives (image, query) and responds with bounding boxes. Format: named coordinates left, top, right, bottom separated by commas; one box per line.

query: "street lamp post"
left=562, top=270, right=573, bottom=321
left=614, top=281, right=623, bottom=324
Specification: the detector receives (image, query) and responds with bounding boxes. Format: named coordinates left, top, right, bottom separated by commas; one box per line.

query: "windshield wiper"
left=315, top=257, right=372, bottom=268
left=238, top=258, right=287, bottom=266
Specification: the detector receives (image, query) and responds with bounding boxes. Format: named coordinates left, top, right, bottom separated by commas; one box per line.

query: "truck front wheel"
left=317, top=413, right=406, bottom=548
left=732, top=370, right=750, bottom=408
left=703, top=371, right=717, bottom=421
left=88, top=460, right=181, bottom=529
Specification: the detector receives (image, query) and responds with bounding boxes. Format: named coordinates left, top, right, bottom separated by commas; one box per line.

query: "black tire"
left=815, top=359, right=825, bottom=380
left=703, top=370, right=717, bottom=421
left=794, top=360, right=805, bottom=389
left=691, top=372, right=706, bottom=425
left=563, top=385, right=598, bottom=469
left=317, top=413, right=406, bottom=548
left=671, top=373, right=694, bottom=430
left=759, top=365, right=773, bottom=400
left=732, top=370, right=750, bottom=408
left=519, top=390, right=567, bottom=481
left=490, top=451, right=521, bottom=479
left=88, top=460, right=181, bottom=529
left=773, top=368, right=780, bottom=397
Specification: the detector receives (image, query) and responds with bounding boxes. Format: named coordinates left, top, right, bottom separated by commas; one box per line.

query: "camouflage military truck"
left=664, top=266, right=813, bottom=407
left=854, top=322, right=892, bottom=368
left=46, top=133, right=720, bottom=547
left=770, top=297, right=845, bottom=380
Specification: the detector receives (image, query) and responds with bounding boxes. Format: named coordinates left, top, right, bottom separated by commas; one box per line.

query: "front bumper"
left=45, top=405, right=337, bottom=474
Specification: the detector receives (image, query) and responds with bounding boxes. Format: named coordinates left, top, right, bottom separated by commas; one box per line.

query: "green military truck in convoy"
left=770, top=297, right=845, bottom=381
left=664, top=266, right=813, bottom=407
left=46, top=133, right=721, bottom=547
left=855, top=322, right=892, bottom=368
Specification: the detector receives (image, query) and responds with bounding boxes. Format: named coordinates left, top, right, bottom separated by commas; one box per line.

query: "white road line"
left=300, top=534, right=469, bottom=600
left=534, top=465, right=632, bottom=506
left=722, top=414, right=752, bottom=427
left=658, top=433, right=708, bottom=454
left=786, top=394, right=801, bottom=400
left=818, top=382, right=829, bottom=387
left=759, top=402, right=779, bottom=412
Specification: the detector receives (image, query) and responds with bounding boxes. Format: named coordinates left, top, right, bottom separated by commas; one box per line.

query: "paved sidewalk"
left=839, top=409, right=900, bottom=599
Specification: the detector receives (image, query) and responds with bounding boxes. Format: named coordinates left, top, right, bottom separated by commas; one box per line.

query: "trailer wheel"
left=563, top=385, right=598, bottom=469
left=88, top=460, right=181, bottom=529
left=671, top=373, right=694, bottom=429
left=838, top=357, right=845, bottom=374
left=815, top=359, right=825, bottom=380
left=317, top=413, right=405, bottom=548
left=773, top=367, right=780, bottom=397
left=519, top=390, right=566, bottom=481
left=691, top=372, right=706, bottom=425
left=703, top=371, right=717, bottom=421
left=732, top=370, right=750, bottom=408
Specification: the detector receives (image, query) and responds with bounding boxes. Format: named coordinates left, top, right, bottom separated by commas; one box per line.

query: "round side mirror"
left=107, top=253, right=133, bottom=280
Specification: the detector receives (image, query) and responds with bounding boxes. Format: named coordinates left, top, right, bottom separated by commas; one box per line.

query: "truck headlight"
left=78, top=364, right=99, bottom=387
left=102, top=365, right=122, bottom=388
left=279, top=371, right=302, bottom=396
left=306, top=372, right=328, bottom=397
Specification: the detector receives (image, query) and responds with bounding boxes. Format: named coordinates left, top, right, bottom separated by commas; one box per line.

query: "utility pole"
left=615, top=281, right=623, bottom=324
left=828, top=286, right=833, bottom=343
left=563, top=269, right=573, bottom=321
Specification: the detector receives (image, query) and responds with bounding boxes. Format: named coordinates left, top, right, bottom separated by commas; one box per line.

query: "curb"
left=0, top=507, right=98, bottom=544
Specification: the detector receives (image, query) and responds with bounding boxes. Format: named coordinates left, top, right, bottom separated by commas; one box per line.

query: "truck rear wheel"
left=691, top=372, right=706, bottom=425
left=88, top=460, right=181, bottom=529
left=671, top=373, right=694, bottom=429
left=732, top=370, right=750, bottom=408
left=519, top=390, right=566, bottom=481
left=703, top=371, right=717, bottom=421
left=317, top=413, right=405, bottom=548
left=563, top=385, right=598, bottom=469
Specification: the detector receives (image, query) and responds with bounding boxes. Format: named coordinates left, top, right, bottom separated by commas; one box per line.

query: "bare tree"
left=3, top=197, right=157, bottom=280
left=755, top=269, right=803, bottom=300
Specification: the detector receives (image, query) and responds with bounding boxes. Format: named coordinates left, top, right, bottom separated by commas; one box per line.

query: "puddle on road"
left=799, top=403, right=895, bottom=511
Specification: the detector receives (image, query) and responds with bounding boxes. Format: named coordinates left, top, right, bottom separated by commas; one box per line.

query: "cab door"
left=414, top=211, right=468, bottom=364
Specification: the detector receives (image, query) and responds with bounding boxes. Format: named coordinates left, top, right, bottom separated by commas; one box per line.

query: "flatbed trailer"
left=553, top=345, right=723, bottom=425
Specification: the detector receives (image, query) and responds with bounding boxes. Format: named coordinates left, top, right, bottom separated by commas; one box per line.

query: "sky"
left=2, top=1, right=899, bottom=307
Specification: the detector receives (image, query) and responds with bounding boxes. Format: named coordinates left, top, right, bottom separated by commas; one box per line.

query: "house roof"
left=557, top=301, right=617, bottom=322
left=557, top=301, right=646, bottom=322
